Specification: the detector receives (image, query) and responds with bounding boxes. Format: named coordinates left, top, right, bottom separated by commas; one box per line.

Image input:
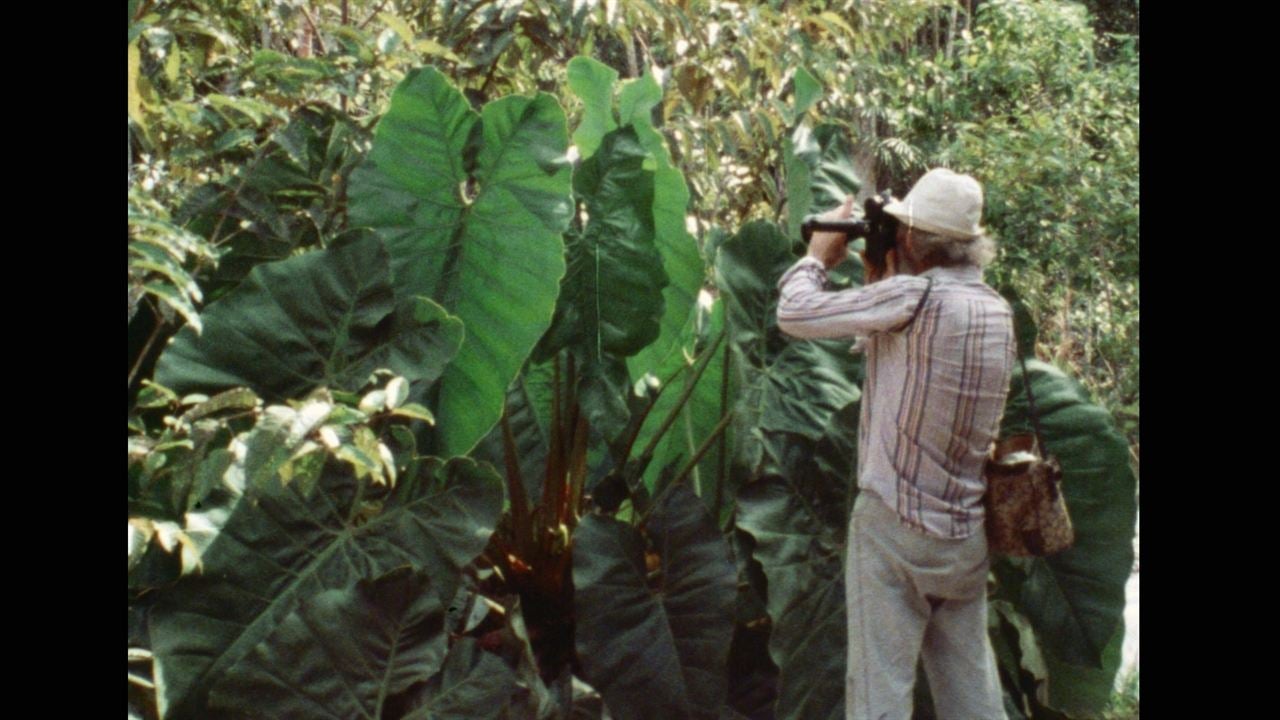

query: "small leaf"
left=378, top=443, right=398, bottom=487
left=378, top=12, right=415, bottom=44
left=391, top=403, right=435, bottom=425
left=386, top=377, right=409, bottom=409
left=137, top=381, right=179, bottom=409
left=319, top=426, right=341, bottom=449
left=792, top=67, right=823, bottom=117
left=181, top=388, right=260, bottom=423
left=326, top=405, right=368, bottom=426
left=359, top=389, right=387, bottom=414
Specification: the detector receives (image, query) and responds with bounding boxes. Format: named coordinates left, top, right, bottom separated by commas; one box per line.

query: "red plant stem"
left=567, top=412, right=589, bottom=523
left=501, top=405, right=532, bottom=559
left=542, top=355, right=565, bottom=555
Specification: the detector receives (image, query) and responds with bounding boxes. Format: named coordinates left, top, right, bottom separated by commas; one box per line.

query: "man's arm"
left=776, top=257, right=929, bottom=340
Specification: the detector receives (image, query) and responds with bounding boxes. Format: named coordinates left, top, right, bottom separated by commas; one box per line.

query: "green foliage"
left=574, top=485, right=737, bottom=720
left=349, top=66, right=574, bottom=457
left=991, top=359, right=1137, bottom=715
left=150, top=455, right=504, bottom=718
left=714, top=221, right=862, bottom=477
left=540, top=126, right=667, bottom=359
left=130, top=2, right=1137, bottom=717
left=209, top=567, right=455, bottom=719
left=129, top=188, right=220, bottom=334
left=173, top=106, right=367, bottom=296
left=156, top=233, right=464, bottom=401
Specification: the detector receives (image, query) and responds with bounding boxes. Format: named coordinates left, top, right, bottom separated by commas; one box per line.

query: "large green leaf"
left=150, top=457, right=504, bottom=719
left=540, top=127, right=666, bottom=359
left=713, top=221, right=861, bottom=476
left=155, top=233, right=464, bottom=400
left=619, top=72, right=704, bottom=378
left=566, top=56, right=618, bottom=159
left=996, top=359, right=1136, bottom=709
left=207, top=567, right=449, bottom=719
left=733, top=398, right=859, bottom=720
left=348, top=67, right=574, bottom=456
left=735, top=478, right=844, bottom=720
left=562, top=58, right=705, bottom=408
left=573, top=484, right=737, bottom=720
left=631, top=297, right=729, bottom=508
left=784, top=123, right=861, bottom=241
left=399, top=638, right=518, bottom=720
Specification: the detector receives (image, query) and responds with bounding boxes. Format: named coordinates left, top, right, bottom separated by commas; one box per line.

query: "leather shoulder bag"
left=983, top=355, right=1074, bottom=557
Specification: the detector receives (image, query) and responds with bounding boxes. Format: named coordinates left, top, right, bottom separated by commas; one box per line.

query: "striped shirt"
left=776, top=257, right=1015, bottom=538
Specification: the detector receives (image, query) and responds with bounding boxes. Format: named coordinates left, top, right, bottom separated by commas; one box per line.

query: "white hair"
left=909, top=229, right=997, bottom=268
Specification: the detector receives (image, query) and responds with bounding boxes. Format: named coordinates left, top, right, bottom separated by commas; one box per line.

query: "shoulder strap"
left=890, top=277, right=934, bottom=333
left=1019, top=354, right=1049, bottom=456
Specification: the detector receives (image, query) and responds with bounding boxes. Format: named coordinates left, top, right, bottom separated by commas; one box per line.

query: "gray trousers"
left=845, top=491, right=1007, bottom=720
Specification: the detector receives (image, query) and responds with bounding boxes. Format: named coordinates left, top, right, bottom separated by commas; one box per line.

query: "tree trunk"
left=946, top=3, right=959, bottom=59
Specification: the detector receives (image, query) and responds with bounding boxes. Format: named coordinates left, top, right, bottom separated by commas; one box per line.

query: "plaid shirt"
left=777, top=257, right=1015, bottom=538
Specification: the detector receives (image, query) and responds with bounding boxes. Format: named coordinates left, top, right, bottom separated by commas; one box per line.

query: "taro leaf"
left=208, top=567, right=450, bottom=719
left=784, top=123, right=861, bottom=241
left=632, top=298, right=728, bottom=506
left=714, top=221, right=861, bottom=477
left=575, top=353, right=633, bottom=447
left=150, top=457, right=503, bottom=719
left=491, top=596, right=561, bottom=720
left=397, top=637, right=517, bottom=720
left=539, top=126, right=666, bottom=360
left=732, top=394, right=858, bottom=720
left=565, top=60, right=704, bottom=382
left=472, top=368, right=550, bottom=507
left=176, top=106, right=366, bottom=295
left=1040, top=625, right=1124, bottom=716
left=566, top=56, right=619, bottom=159
left=348, top=66, right=574, bottom=457
left=620, top=74, right=704, bottom=379
left=996, top=359, right=1136, bottom=706
left=726, top=529, right=780, bottom=719
left=999, top=287, right=1038, bottom=359
left=155, top=233, right=464, bottom=400
left=573, top=484, right=737, bottom=720
left=716, top=222, right=793, bottom=365
left=734, top=477, right=846, bottom=720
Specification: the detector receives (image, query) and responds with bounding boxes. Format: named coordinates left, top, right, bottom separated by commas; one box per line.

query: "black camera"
left=800, top=191, right=899, bottom=270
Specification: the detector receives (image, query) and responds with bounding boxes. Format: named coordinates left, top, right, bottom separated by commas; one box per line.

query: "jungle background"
left=128, top=1, right=1139, bottom=718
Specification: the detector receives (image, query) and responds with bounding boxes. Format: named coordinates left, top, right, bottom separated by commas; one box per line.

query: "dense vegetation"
left=129, top=2, right=1138, bottom=719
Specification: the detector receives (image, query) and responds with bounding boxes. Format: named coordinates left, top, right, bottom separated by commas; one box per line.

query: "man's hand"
left=807, top=197, right=854, bottom=269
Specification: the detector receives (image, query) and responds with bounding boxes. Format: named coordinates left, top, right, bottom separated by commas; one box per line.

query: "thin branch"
left=358, top=0, right=394, bottom=29
left=128, top=304, right=168, bottom=389
left=133, top=0, right=155, bottom=22
left=299, top=5, right=329, bottom=56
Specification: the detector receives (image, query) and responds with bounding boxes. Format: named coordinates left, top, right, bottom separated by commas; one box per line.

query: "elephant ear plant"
left=130, top=62, right=1135, bottom=720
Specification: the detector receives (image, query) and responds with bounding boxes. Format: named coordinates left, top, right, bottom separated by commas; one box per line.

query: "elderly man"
left=776, top=168, right=1015, bottom=719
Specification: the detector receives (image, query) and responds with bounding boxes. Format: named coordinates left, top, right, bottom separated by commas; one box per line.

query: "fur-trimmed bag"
left=984, top=358, right=1074, bottom=557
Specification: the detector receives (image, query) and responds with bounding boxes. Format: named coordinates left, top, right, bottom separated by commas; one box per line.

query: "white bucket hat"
left=883, top=168, right=985, bottom=240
